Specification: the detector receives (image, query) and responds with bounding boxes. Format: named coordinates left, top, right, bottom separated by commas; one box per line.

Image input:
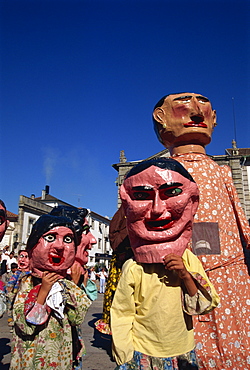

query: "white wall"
left=21, top=212, right=40, bottom=246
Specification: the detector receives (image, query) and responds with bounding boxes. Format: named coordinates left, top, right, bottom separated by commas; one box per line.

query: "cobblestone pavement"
left=0, top=293, right=116, bottom=370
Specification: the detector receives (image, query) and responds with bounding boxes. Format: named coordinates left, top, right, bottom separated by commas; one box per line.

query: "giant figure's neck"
left=170, top=144, right=207, bottom=156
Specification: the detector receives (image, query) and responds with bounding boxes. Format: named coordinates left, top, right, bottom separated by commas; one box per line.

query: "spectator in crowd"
left=97, top=268, right=108, bottom=294
left=6, top=252, right=17, bottom=273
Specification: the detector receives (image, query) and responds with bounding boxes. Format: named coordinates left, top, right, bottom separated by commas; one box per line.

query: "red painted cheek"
left=127, top=202, right=152, bottom=221
left=167, top=198, right=189, bottom=217
left=173, top=105, right=190, bottom=117
left=203, top=107, right=213, bottom=118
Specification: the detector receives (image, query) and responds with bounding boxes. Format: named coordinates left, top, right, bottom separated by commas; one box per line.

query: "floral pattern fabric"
left=173, top=153, right=250, bottom=369
left=115, top=350, right=198, bottom=370
left=10, top=275, right=91, bottom=370
left=95, top=253, right=122, bottom=334
left=6, top=270, right=30, bottom=327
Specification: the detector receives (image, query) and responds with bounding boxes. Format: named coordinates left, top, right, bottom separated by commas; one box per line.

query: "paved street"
left=0, top=293, right=116, bottom=370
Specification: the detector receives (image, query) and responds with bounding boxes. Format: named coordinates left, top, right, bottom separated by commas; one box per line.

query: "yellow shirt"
left=111, top=249, right=219, bottom=365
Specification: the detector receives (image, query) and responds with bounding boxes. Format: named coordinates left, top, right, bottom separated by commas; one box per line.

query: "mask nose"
left=151, top=192, right=166, bottom=218
left=88, top=233, right=97, bottom=248
left=190, top=97, right=204, bottom=122
left=52, top=237, right=64, bottom=252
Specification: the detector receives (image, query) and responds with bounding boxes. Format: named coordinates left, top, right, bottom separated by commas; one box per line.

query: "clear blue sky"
left=1, top=0, right=249, bottom=218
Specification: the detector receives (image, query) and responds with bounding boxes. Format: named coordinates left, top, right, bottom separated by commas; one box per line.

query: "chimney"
left=45, top=185, right=50, bottom=195
left=119, top=150, right=127, bottom=163
left=41, top=189, right=46, bottom=200
left=31, top=194, right=35, bottom=199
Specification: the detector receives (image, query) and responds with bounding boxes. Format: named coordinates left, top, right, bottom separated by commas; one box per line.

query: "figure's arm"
left=25, top=272, right=61, bottom=326
left=110, top=259, right=136, bottom=366
left=181, top=249, right=220, bottom=315
left=13, top=277, right=50, bottom=334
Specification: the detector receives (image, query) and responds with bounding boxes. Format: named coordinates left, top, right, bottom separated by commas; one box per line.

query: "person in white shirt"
left=97, top=268, right=108, bottom=293
left=6, top=252, right=17, bottom=273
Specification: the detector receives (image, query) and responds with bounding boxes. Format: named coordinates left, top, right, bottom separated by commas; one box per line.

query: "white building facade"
left=14, top=188, right=112, bottom=267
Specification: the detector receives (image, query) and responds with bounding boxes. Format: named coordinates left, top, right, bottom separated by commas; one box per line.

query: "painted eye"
left=82, top=225, right=90, bottom=235
left=176, top=96, right=191, bottom=103
left=197, top=99, right=206, bottom=104
left=133, top=192, right=151, bottom=200
left=43, top=234, right=56, bottom=242
left=0, top=217, right=5, bottom=225
left=64, top=235, right=73, bottom=243
left=164, top=188, right=182, bottom=197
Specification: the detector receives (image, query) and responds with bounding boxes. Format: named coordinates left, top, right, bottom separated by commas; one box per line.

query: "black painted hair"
left=50, top=205, right=88, bottom=244
left=125, top=157, right=195, bottom=183
left=0, top=200, right=6, bottom=213
left=152, top=93, right=178, bottom=143
left=26, top=214, right=78, bottom=253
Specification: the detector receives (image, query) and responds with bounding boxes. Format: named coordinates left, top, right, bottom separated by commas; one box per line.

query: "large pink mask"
left=0, top=203, right=9, bottom=242
left=30, top=226, right=76, bottom=278
left=120, top=160, right=199, bottom=263
left=75, top=221, right=97, bottom=266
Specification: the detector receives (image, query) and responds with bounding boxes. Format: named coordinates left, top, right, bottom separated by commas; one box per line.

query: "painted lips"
left=184, top=121, right=207, bottom=128
left=49, top=254, right=65, bottom=266
left=145, top=219, right=174, bottom=230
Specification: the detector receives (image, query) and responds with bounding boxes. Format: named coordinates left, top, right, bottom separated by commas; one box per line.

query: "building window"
left=28, top=217, right=36, bottom=237
left=98, top=238, right=102, bottom=250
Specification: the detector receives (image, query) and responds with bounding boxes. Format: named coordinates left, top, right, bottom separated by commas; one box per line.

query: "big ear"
left=212, top=110, right=217, bottom=127
left=153, top=107, right=166, bottom=124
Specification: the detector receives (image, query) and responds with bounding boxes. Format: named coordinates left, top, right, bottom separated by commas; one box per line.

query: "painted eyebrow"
left=131, top=186, right=154, bottom=191
left=159, top=182, right=183, bottom=189
left=173, top=95, right=210, bottom=102
left=43, top=231, right=73, bottom=236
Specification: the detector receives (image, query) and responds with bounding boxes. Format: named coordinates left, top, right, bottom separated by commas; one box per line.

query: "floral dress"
left=10, top=275, right=91, bottom=370
left=173, top=153, right=250, bottom=369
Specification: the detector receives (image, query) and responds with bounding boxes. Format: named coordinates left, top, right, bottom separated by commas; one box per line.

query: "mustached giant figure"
left=153, top=92, right=250, bottom=369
